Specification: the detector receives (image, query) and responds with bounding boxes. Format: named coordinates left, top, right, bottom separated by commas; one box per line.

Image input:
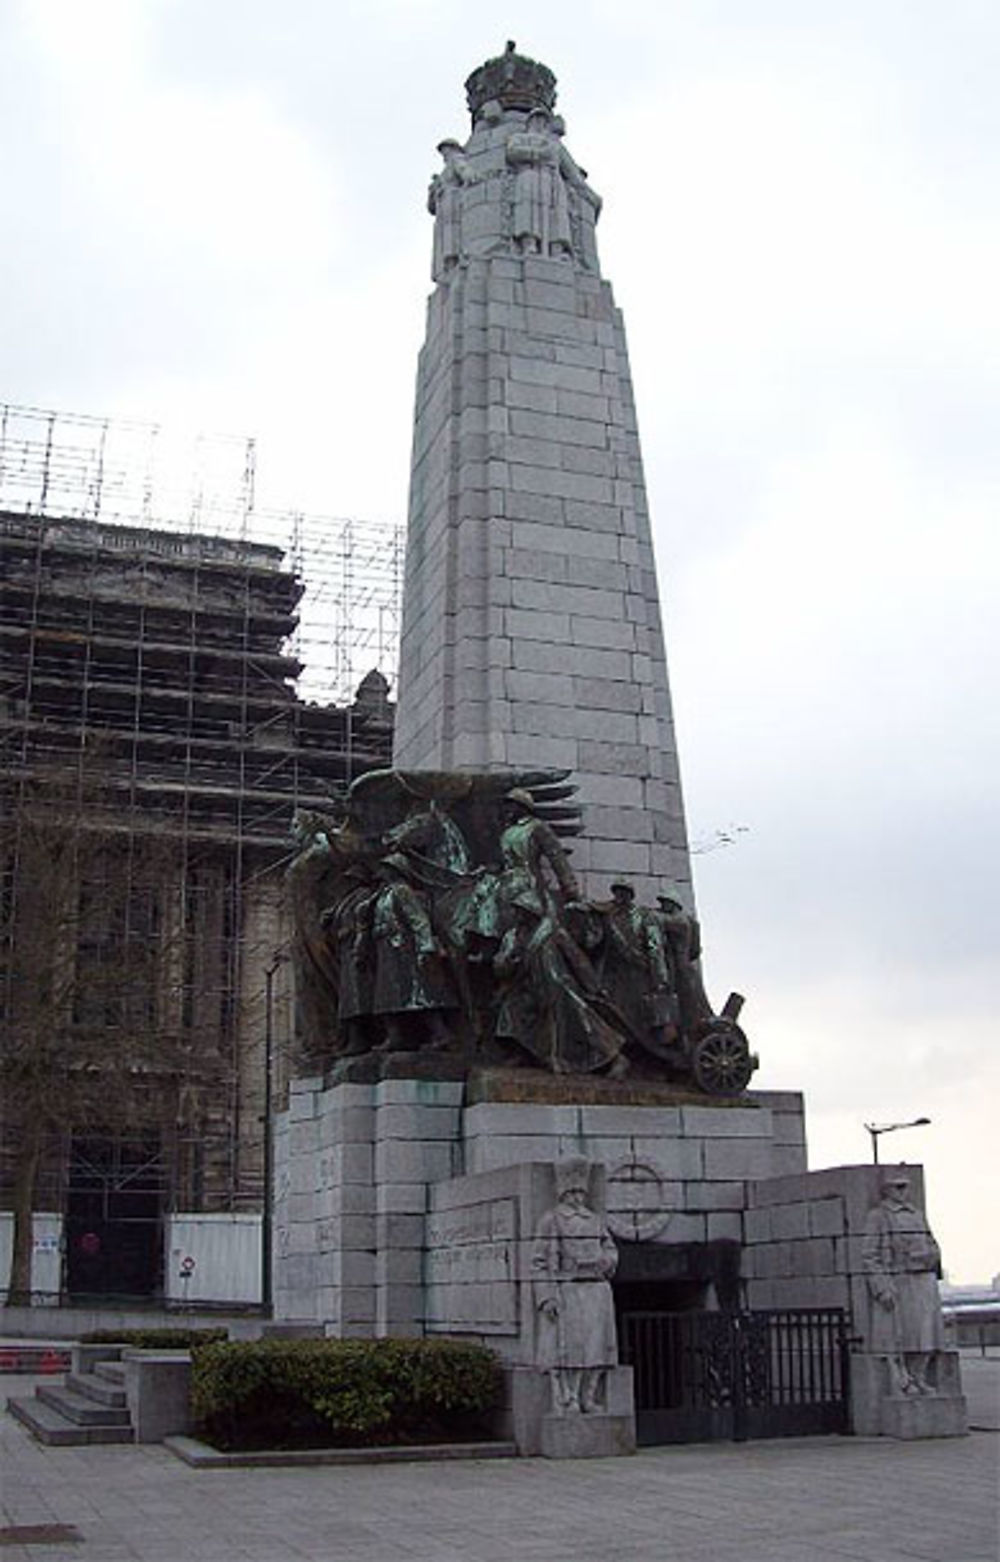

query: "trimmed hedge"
left=77, top=1327, right=228, bottom=1351
left=191, top=1337, right=504, bottom=1451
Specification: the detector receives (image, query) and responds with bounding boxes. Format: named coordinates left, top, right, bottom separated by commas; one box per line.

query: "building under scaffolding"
left=0, top=405, right=402, bottom=1303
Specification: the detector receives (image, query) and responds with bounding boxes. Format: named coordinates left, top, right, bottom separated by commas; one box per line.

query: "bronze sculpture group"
left=288, top=769, right=755, bottom=1094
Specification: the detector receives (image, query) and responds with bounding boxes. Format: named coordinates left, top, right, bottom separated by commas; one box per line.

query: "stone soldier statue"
left=428, top=138, right=473, bottom=280
left=863, top=1174, right=946, bottom=1396
left=531, top=1159, right=619, bottom=1414
left=551, top=113, right=602, bottom=270
left=506, top=107, right=574, bottom=258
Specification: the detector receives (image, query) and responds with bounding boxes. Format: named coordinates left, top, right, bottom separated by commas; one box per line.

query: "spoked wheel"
left=692, top=1024, right=756, bottom=1096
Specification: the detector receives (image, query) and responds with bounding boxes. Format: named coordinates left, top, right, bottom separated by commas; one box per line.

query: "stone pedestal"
left=540, top=1416, right=635, bottom=1460
left=272, top=1066, right=968, bottom=1453
left=503, top=1361, right=635, bottom=1458
left=539, top=1366, right=635, bottom=1459
left=271, top=1067, right=809, bottom=1456
left=878, top=1394, right=968, bottom=1440
left=851, top=1351, right=968, bottom=1439
left=273, top=1070, right=806, bottom=1334
left=272, top=1073, right=464, bottom=1336
left=121, top=1351, right=193, bottom=1444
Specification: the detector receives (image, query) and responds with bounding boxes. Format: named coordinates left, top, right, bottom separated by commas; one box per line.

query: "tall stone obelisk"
left=394, top=44, right=692, bottom=906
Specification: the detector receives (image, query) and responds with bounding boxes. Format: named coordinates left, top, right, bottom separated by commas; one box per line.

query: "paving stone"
left=3, top=1355, right=996, bottom=1561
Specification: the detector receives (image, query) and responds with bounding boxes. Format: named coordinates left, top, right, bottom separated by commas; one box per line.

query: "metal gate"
left=619, top=1308, right=849, bottom=1444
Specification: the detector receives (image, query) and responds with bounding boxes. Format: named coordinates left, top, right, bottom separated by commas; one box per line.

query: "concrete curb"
left=163, top=1433, right=518, bottom=1468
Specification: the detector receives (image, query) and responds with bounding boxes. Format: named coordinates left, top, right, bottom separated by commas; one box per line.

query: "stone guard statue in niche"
left=286, top=768, right=756, bottom=1094
left=863, top=1175, right=946, bottom=1397
left=532, top=1160, right=618, bottom=1415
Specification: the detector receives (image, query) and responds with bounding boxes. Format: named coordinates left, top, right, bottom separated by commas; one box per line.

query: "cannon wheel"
left=692, top=1024, right=755, bottom=1096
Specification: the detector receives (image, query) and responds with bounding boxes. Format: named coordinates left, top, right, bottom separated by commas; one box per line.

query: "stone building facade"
left=0, top=509, right=393, bottom=1299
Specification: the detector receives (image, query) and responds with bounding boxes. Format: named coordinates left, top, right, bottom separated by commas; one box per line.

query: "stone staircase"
left=7, top=1354, right=133, bottom=1445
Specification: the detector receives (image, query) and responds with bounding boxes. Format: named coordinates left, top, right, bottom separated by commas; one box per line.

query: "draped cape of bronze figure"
left=286, top=769, right=756, bottom=1094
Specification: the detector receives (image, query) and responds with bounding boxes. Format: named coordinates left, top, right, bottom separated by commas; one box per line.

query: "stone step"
left=36, top=1383, right=131, bottom=1427
left=65, top=1372, right=127, bottom=1408
left=6, top=1395, right=132, bottom=1446
left=93, top=1360, right=126, bottom=1386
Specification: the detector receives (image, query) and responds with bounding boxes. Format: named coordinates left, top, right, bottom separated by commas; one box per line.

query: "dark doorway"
left=615, top=1277, right=709, bottom=1316
left=619, top=1308, right=850, bottom=1445
left=613, top=1238, right=743, bottom=1349
left=65, top=1136, right=165, bottom=1300
left=614, top=1238, right=743, bottom=1310
left=612, top=1241, right=849, bottom=1444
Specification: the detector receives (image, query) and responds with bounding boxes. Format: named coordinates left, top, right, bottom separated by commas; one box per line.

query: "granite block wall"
left=394, top=249, right=694, bottom=906
left=741, top=1162, right=925, bottom=1322
left=272, top=1082, right=807, bottom=1332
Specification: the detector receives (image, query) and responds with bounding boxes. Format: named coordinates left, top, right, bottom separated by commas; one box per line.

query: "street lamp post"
left=864, top=1117, right=931, bottom=1164
left=261, top=952, right=285, bottom=1316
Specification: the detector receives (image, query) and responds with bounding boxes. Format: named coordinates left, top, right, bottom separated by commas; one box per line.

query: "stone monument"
left=271, top=45, right=965, bottom=1456
left=393, top=41, right=691, bottom=908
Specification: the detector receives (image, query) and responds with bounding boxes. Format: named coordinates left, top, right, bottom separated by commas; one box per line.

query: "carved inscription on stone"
left=425, top=1197, right=519, bottom=1335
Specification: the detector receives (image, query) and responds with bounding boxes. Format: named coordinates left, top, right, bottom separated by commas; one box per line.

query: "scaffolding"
left=0, top=403, right=404, bottom=706
left=0, top=405, right=403, bottom=1283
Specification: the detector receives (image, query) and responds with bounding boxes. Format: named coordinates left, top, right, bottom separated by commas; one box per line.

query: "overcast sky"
left=2, top=1, right=997, bottom=1283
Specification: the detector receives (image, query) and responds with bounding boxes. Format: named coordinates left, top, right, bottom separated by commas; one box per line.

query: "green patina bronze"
left=285, top=769, right=756, bottom=1096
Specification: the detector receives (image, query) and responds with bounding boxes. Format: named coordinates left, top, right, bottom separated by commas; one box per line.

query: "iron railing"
left=620, top=1307, right=850, bottom=1444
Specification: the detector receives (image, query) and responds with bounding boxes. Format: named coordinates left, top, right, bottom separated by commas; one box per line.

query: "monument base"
left=850, top=1352, right=968, bottom=1439
left=271, top=1071, right=964, bottom=1451
left=540, top=1413, right=636, bottom=1460
left=503, top=1366, right=636, bottom=1458
left=271, top=1070, right=806, bottom=1335
left=879, top=1395, right=969, bottom=1440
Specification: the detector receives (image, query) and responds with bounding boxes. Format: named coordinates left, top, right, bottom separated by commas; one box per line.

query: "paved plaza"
left=1, top=1354, right=996, bottom=1562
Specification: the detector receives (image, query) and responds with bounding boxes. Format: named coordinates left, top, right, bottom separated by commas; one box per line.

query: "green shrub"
left=77, top=1327, right=228, bottom=1351
left=191, top=1337, right=504, bottom=1451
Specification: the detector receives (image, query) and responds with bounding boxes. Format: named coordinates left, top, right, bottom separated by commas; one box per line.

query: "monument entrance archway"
left=620, top=1306, right=850, bottom=1445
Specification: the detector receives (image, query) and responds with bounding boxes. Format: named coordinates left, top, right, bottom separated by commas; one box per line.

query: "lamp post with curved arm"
left=864, top=1117, right=931, bottom=1164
